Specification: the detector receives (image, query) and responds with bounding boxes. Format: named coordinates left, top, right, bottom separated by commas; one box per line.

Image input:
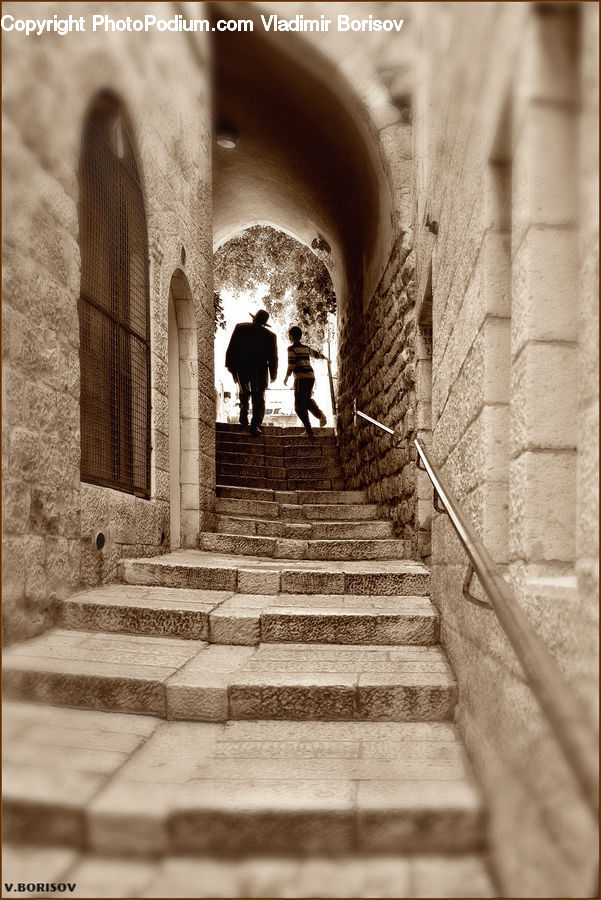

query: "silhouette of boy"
left=284, top=326, right=327, bottom=436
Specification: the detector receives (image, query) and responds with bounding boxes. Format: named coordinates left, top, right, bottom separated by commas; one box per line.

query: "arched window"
left=78, top=94, right=150, bottom=497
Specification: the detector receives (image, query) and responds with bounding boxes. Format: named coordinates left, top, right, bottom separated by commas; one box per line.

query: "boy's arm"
left=283, top=346, right=295, bottom=385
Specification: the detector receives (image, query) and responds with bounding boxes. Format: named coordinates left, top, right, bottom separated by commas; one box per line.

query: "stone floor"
left=3, top=464, right=497, bottom=897
left=2, top=844, right=495, bottom=898
left=3, top=701, right=483, bottom=851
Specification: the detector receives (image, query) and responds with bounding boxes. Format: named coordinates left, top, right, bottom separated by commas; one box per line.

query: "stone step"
left=217, top=450, right=339, bottom=468
left=216, top=514, right=394, bottom=540
left=59, top=585, right=227, bottom=640
left=204, top=593, right=440, bottom=646
left=217, top=462, right=343, bottom=480
left=3, top=635, right=457, bottom=722
left=122, top=550, right=430, bottom=596
left=3, top=703, right=487, bottom=864
left=216, top=424, right=336, bottom=437
left=59, top=586, right=438, bottom=646
left=216, top=486, right=367, bottom=504
left=217, top=440, right=339, bottom=461
left=215, top=498, right=380, bottom=522
left=218, top=474, right=345, bottom=491
left=2, top=843, right=495, bottom=897
left=199, top=532, right=409, bottom=561
left=216, top=431, right=337, bottom=447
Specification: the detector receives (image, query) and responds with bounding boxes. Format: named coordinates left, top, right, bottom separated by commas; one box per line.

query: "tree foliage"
left=213, top=291, right=227, bottom=333
left=213, top=226, right=336, bottom=348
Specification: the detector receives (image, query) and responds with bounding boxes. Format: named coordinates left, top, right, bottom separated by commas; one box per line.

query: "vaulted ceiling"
left=212, top=3, right=393, bottom=304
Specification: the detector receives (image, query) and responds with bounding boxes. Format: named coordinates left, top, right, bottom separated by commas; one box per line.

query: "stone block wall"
left=337, top=225, right=422, bottom=554
left=281, top=6, right=422, bottom=554
left=415, top=3, right=598, bottom=895
left=335, top=104, right=421, bottom=553
left=576, top=2, right=599, bottom=732
left=2, top=1, right=213, bottom=644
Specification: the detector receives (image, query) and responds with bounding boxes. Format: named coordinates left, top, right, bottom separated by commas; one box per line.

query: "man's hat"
left=251, top=309, right=270, bottom=326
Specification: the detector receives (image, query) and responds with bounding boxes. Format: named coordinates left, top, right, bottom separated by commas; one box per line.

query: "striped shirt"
left=287, top=342, right=323, bottom=381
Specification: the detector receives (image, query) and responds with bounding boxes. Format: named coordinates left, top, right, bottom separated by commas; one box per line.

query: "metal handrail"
left=353, top=407, right=599, bottom=817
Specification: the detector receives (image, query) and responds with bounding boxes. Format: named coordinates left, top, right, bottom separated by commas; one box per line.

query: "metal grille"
left=79, top=98, right=150, bottom=497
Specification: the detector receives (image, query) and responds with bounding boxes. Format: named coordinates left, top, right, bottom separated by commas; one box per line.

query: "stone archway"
left=167, top=269, right=200, bottom=549
left=211, top=3, right=419, bottom=553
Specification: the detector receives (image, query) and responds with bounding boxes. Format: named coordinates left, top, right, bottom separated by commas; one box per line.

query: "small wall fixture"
left=215, top=125, right=238, bottom=149
left=92, top=529, right=111, bottom=554
left=425, top=215, right=439, bottom=235
left=181, top=246, right=186, bottom=266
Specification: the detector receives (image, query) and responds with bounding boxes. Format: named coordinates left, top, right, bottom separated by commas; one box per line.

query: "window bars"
left=78, top=97, right=150, bottom=497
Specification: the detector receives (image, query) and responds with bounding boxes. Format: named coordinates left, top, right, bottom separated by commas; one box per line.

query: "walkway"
left=2, top=425, right=494, bottom=898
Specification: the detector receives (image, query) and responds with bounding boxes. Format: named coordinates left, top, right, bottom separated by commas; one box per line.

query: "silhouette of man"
left=226, top=309, right=278, bottom=435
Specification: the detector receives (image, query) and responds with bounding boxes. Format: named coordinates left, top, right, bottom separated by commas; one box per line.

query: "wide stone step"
left=2, top=843, right=495, bottom=897
left=215, top=498, right=381, bottom=523
left=218, top=474, right=345, bottom=491
left=2, top=634, right=455, bottom=722
left=122, top=550, right=430, bottom=596
left=217, top=462, right=343, bottom=480
left=205, top=594, right=439, bottom=646
left=3, top=703, right=487, bottom=864
left=217, top=440, right=339, bottom=461
left=216, top=485, right=367, bottom=504
left=199, top=532, right=409, bottom=561
left=217, top=424, right=335, bottom=437
left=216, top=431, right=337, bottom=446
left=59, top=586, right=438, bottom=646
left=217, top=514, right=394, bottom=540
left=217, top=450, right=339, bottom=468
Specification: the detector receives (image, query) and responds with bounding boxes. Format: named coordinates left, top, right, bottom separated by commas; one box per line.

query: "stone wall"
left=337, top=225, right=426, bottom=556
left=2, top=1, right=213, bottom=644
left=263, top=2, right=423, bottom=554
left=334, top=89, right=422, bottom=555
left=414, top=3, right=598, bottom=894
left=576, top=1, right=599, bottom=735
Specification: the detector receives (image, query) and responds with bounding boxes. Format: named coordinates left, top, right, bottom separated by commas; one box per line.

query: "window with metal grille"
left=78, top=95, right=150, bottom=497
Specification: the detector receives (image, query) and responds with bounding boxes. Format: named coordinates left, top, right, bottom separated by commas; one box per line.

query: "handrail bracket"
left=433, top=488, right=446, bottom=514
left=462, top=562, right=493, bottom=610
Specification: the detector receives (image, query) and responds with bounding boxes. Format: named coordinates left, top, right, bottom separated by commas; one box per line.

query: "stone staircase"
left=2, top=424, right=494, bottom=898
left=208, top=425, right=411, bottom=561
left=215, top=424, right=345, bottom=491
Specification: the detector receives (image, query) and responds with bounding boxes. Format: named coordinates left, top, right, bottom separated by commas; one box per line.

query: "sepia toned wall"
left=2, top=1, right=213, bottom=644
left=211, top=0, right=424, bottom=554
left=306, top=5, right=424, bottom=555
left=2, top=2, right=598, bottom=892
left=337, top=221, right=424, bottom=554
left=413, top=2, right=598, bottom=894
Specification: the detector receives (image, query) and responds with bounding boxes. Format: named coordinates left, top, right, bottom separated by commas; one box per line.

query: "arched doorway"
left=213, top=225, right=338, bottom=430
left=167, top=269, right=199, bottom=549
left=210, top=5, right=420, bottom=549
